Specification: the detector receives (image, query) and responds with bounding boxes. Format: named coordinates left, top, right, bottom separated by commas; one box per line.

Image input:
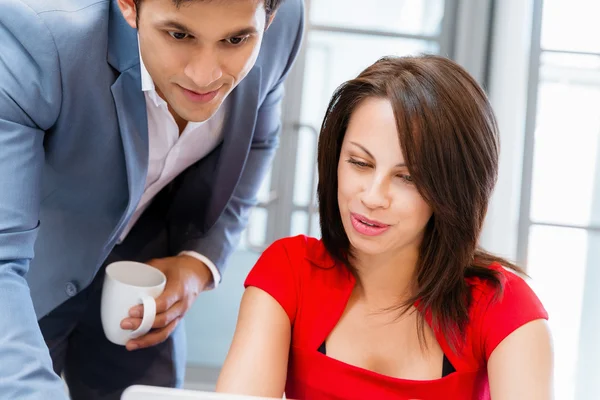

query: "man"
left=0, top=0, right=304, bottom=398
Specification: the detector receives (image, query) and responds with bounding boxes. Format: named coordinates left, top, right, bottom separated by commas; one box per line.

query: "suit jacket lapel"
left=107, top=1, right=149, bottom=216
left=204, top=67, right=262, bottom=229
left=110, top=70, right=149, bottom=215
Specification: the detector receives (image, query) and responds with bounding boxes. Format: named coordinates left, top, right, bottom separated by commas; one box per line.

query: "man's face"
left=123, top=0, right=268, bottom=123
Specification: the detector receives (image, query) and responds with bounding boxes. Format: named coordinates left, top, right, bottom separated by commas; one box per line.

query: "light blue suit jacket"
left=0, top=0, right=303, bottom=397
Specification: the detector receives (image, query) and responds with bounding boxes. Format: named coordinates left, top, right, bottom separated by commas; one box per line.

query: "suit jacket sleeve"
left=0, top=3, right=69, bottom=398
left=174, top=3, right=305, bottom=276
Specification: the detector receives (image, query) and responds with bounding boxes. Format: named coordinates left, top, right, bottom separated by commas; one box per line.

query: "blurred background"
left=183, top=1, right=600, bottom=399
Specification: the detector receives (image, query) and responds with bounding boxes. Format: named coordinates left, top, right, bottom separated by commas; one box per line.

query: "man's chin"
left=176, top=105, right=219, bottom=124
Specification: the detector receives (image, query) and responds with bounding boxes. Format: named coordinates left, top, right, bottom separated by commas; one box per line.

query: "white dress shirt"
left=118, top=48, right=228, bottom=288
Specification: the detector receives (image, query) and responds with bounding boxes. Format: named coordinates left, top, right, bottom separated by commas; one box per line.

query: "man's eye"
left=226, top=36, right=249, bottom=46
left=168, top=31, right=189, bottom=40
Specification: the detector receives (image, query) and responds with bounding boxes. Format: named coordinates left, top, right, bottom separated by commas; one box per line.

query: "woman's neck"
left=351, top=248, right=420, bottom=311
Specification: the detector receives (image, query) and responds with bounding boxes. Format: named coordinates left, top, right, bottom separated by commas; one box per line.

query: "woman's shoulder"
left=245, top=235, right=352, bottom=326
left=263, top=234, right=340, bottom=271
left=464, top=263, right=548, bottom=361
left=466, top=263, right=539, bottom=308
left=247, top=235, right=349, bottom=294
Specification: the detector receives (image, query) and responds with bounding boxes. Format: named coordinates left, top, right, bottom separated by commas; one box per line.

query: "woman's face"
left=337, top=97, right=433, bottom=261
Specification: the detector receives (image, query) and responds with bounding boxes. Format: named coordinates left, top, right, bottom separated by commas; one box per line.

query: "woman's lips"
left=350, top=213, right=390, bottom=236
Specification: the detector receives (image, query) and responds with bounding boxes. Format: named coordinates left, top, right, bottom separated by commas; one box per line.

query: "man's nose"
left=184, top=48, right=223, bottom=89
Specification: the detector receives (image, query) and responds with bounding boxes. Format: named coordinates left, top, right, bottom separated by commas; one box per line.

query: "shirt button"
left=65, top=281, right=78, bottom=297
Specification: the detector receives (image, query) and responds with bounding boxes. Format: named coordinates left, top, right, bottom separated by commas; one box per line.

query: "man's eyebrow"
left=159, top=20, right=190, bottom=32
left=157, top=21, right=258, bottom=38
left=223, top=27, right=259, bottom=37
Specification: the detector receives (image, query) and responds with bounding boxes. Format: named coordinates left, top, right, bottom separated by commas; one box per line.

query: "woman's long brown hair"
left=317, top=55, right=523, bottom=352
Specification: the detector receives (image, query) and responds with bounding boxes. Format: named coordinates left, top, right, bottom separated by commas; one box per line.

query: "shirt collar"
left=138, top=36, right=163, bottom=106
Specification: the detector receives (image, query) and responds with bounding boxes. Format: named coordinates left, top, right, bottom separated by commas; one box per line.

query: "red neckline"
left=311, top=262, right=473, bottom=377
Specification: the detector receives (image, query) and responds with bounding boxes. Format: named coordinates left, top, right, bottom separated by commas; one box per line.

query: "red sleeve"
left=475, top=267, right=549, bottom=360
left=244, top=238, right=299, bottom=325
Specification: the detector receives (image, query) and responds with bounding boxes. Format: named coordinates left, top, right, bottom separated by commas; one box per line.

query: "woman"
left=216, top=55, right=553, bottom=399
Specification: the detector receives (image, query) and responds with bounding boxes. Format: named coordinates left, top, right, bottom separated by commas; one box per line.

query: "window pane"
left=185, top=250, right=259, bottom=367
left=256, top=167, right=272, bottom=204
left=290, top=211, right=321, bottom=239
left=290, top=211, right=308, bottom=237
left=239, top=207, right=268, bottom=250
left=309, top=212, right=321, bottom=238
left=310, top=0, right=445, bottom=36
left=527, top=225, right=599, bottom=400
left=574, top=231, right=600, bottom=400
left=293, top=125, right=318, bottom=207
left=529, top=52, right=600, bottom=226
left=300, top=31, right=437, bottom=137
left=541, top=0, right=600, bottom=53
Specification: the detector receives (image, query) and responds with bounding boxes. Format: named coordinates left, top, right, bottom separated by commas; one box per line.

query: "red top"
left=245, top=235, right=548, bottom=400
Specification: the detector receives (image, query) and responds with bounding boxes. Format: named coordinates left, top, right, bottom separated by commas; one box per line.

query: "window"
left=184, top=0, right=498, bottom=382
left=243, top=0, right=461, bottom=249
left=518, top=0, right=600, bottom=398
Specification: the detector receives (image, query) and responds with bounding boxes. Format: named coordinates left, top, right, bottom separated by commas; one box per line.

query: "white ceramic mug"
left=100, top=261, right=166, bottom=346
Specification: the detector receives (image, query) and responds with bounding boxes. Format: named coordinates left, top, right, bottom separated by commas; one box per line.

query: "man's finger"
left=152, top=301, right=185, bottom=329
left=128, top=304, right=144, bottom=318
left=120, top=317, right=142, bottom=330
left=154, top=286, right=182, bottom=314
left=126, top=318, right=180, bottom=351
left=129, top=289, right=179, bottom=318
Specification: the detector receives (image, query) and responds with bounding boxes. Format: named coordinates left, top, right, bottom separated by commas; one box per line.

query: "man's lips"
left=180, top=85, right=221, bottom=103
left=182, top=86, right=220, bottom=96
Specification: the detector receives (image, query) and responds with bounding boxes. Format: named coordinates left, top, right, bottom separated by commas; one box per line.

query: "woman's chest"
left=286, top=344, right=488, bottom=400
left=324, top=308, right=445, bottom=381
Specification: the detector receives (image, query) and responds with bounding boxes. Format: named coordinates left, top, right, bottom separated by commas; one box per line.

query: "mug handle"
left=129, top=295, right=156, bottom=339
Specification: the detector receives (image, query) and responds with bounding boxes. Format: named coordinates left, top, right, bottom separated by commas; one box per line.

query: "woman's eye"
left=168, top=31, right=189, bottom=40
left=226, top=36, right=248, bottom=46
left=397, top=174, right=414, bottom=184
left=347, top=158, right=370, bottom=168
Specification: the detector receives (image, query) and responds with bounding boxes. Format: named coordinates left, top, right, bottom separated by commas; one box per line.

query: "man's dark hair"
left=133, top=0, right=284, bottom=22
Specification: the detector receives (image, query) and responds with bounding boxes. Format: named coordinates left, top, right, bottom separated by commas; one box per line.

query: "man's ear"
left=116, top=0, right=139, bottom=29
left=265, top=11, right=278, bottom=30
